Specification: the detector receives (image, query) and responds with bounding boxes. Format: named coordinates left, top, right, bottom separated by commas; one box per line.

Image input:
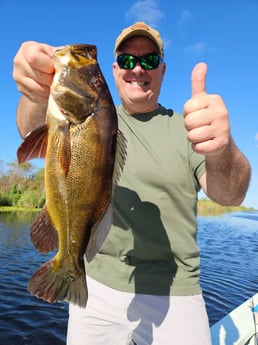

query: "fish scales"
left=17, top=44, right=126, bottom=307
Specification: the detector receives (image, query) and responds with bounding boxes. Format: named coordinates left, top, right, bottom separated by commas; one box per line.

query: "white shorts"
left=67, top=276, right=212, bottom=345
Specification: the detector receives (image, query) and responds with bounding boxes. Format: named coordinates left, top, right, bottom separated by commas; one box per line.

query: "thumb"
left=191, top=62, right=208, bottom=97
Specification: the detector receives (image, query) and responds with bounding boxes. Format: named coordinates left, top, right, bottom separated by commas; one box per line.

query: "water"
left=0, top=211, right=257, bottom=344
left=198, top=212, right=258, bottom=325
left=0, top=212, right=68, bottom=344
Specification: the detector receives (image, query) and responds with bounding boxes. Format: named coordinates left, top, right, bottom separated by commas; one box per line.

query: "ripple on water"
left=198, top=212, right=258, bottom=325
left=0, top=214, right=68, bottom=344
left=0, top=211, right=257, bottom=341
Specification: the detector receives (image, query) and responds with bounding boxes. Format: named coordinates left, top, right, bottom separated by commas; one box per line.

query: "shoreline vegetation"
left=1, top=162, right=256, bottom=217
left=197, top=199, right=256, bottom=216
left=0, top=199, right=257, bottom=217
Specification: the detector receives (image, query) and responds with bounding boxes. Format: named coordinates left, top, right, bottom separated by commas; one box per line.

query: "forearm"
left=203, top=138, right=251, bottom=206
left=16, top=95, right=48, bottom=138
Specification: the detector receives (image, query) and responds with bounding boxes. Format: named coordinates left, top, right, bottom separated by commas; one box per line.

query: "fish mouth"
left=54, top=44, right=97, bottom=68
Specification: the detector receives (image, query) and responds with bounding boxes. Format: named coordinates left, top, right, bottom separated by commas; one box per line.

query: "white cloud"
left=255, top=133, right=258, bottom=141
left=185, top=41, right=206, bottom=56
left=126, top=0, right=165, bottom=27
left=177, top=10, right=192, bottom=28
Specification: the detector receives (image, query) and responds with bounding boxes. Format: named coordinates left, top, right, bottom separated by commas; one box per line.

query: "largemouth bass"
left=17, top=44, right=126, bottom=307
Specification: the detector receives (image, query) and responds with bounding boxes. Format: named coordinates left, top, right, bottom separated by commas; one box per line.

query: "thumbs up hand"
left=184, top=62, right=230, bottom=157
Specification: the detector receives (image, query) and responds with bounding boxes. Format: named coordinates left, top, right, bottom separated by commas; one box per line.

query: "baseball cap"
left=114, top=22, right=164, bottom=57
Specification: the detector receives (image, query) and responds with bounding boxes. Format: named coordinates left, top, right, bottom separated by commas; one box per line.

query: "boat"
left=210, top=293, right=258, bottom=345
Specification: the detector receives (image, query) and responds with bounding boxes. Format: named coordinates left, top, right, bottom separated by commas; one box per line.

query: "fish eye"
left=91, top=74, right=102, bottom=89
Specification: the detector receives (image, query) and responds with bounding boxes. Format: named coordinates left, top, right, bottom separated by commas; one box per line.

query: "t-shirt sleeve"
left=189, top=145, right=206, bottom=191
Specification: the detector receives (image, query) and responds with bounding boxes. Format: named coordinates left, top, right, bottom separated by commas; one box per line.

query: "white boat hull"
left=210, top=293, right=258, bottom=345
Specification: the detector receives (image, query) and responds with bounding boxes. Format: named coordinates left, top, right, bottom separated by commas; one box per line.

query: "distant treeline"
left=0, top=161, right=45, bottom=209
left=0, top=160, right=256, bottom=215
left=197, top=198, right=256, bottom=216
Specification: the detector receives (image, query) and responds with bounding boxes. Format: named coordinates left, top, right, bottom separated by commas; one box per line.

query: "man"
left=13, top=22, right=250, bottom=345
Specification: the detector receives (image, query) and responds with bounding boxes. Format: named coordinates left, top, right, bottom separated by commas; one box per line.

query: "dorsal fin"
left=85, top=202, right=113, bottom=262
left=85, top=129, right=127, bottom=262
left=112, top=129, right=127, bottom=185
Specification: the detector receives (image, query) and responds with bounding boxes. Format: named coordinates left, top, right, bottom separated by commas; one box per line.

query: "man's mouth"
left=129, top=81, right=148, bottom=86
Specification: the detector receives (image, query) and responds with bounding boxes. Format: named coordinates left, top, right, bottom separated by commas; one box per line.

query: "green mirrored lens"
left=141, top=54, right=160, bottom=69
left=117, top=55, right=137, bottom=69
left=117, top=54, right=162, bottom=70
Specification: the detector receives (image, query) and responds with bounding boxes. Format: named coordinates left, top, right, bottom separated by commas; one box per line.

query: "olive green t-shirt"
left=86, top=104, right=206, bottom=296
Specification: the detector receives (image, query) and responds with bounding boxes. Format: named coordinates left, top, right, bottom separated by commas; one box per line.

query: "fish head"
left=51, top=44, right=107, bottom=124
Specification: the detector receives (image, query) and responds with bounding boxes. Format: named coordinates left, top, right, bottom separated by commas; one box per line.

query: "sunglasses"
left=116, top=53, right=163, bottom=70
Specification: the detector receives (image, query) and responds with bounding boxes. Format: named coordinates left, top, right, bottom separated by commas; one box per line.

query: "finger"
left=31, top=66, right=54, bottom=86
left=18, top=76, right=51, bottom=103
left=13, top=42, right=55, bottom=84
left=29, top=44, right=56, bottom=74
left=191, top=140, right=215, bottom=155
left=187, top=125, right=213, bottom=143
left=184, top=109, right=211, bottom=131
left=191, top=62, right=208, bottom=98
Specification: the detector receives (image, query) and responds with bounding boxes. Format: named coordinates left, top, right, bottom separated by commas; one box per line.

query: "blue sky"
left=1, top=0, right=257, bottom=208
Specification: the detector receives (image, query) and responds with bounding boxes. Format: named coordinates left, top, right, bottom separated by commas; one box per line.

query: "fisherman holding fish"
left=13, top=22, right=251, bottom=345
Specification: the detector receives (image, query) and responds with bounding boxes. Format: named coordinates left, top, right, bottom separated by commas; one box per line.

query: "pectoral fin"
left=17, top=125, right=48, bottom=163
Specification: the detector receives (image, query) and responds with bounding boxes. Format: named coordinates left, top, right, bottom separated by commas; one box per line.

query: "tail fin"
left=28, top=257, right=88, bottom=308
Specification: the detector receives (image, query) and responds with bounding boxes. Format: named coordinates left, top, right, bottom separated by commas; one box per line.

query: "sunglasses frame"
left=116, top=53, right=164, bottom=70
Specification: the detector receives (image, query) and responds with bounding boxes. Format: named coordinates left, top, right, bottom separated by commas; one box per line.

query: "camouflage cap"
left=114, top=22, right=164, bottom=57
